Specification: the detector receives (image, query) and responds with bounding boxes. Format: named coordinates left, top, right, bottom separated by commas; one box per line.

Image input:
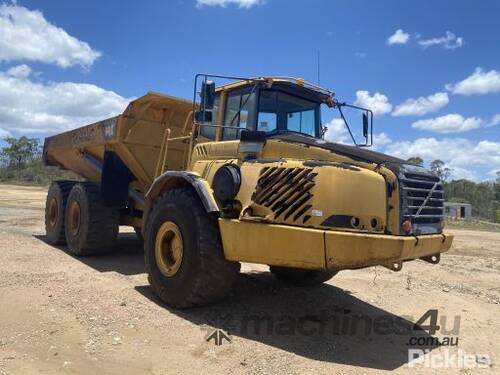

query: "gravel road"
left=0, top=184, right=498, bottom=374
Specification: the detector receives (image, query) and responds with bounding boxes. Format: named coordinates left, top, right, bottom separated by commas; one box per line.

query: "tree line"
left=1, top=137, right=499, bottom=222
left=407, top=156, right=500, bottom=222
left=0, top=136, right=76, bottom=185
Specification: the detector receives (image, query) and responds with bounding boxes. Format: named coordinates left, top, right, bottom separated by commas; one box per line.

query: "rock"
left=443, top=287, right=450, bottom=292
left=112, top=336, right=122, bottom=345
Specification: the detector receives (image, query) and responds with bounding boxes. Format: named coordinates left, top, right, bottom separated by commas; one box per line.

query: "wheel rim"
left=48, top=197, right=58, bottom=228
left=68, top=200, right=81, bottom=236
left=155, top=221, right=184, bottom=277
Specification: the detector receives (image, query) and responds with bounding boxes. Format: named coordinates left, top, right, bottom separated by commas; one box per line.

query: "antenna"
left=317, top=50, right=321, bottom=86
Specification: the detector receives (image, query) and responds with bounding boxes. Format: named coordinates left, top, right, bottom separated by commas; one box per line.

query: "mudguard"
left=142, top=171, right=219, bottom=234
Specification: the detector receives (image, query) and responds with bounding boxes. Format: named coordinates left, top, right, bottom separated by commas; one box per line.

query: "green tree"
left=444, top=179, right=496, bottom=220
left=430, top=159, right=451, bottom=181
left=1, top=136, right=41, bottom=169
left=407, top=156, right=424, bottom=166
left=494, top=171, right=500, bottom=201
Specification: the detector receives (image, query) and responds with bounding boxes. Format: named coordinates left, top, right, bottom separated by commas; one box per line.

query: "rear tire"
left=269, top=266, right=337, bottom=286
left=134, top=226, right=143, bottom=242
left=45, top=180, right=76, bottom=245
left=65, top=182, right=119, bottom=256
left=145, top=188, right=240, bottom=308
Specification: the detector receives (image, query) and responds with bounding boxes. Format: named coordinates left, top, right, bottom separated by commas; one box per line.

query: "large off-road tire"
left=64, top=182, right=119, bottom=256
left=45, top=180, right=77, bottom=245
left=269, top=266, right=337, bottom=286
left=145, top=188, right=240, bottom=308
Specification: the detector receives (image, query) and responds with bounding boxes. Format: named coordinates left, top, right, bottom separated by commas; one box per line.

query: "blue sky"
left=0, top=0, right=499, bottom=180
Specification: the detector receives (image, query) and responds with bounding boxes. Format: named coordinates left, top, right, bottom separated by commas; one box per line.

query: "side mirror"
left=362, top=112, right=369, bottom=139
left=200, top=80, right=216, bottom=110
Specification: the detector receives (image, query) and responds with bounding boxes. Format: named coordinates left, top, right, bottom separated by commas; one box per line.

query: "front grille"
left=400, top=168, right=444, bottom=233
left=253, top=167, right=317, bottom=224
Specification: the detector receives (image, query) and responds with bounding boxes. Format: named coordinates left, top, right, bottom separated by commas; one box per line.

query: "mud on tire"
left=45, top=180, right=77, bottom=245
left=65, top=182, right=119, bottom=256
left=144, top=187, right=240, bottom=308
left=269, top=266, right=337, bottom=286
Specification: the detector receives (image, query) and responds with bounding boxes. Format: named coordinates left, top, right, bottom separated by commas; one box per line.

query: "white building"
left=444, top=202, right=472, bottom=219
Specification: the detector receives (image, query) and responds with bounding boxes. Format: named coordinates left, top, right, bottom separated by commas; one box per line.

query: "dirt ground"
left=0, top=183, right=498, bottom=375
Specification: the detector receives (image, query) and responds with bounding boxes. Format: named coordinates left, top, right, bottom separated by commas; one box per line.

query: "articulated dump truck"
left=43, top=75, right=453, bottom=308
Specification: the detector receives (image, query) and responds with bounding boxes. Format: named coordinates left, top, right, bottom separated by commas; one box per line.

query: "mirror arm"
left=337, top=105, right=358, bottom=146
left=337, top=101, right=374, bottom=147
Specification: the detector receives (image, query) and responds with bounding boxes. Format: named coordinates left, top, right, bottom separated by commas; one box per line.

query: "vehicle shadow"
left=135, top=272, right=438, bottom=371
left=34, top=232, right=145, bottom=275
left=36, top=232, right=437, bottom=370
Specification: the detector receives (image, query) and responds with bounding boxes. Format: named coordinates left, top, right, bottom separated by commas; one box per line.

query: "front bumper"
left=219, top=219, right=453, bottom=271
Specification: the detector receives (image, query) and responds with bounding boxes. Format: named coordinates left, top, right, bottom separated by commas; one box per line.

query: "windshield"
left=257, top=90, right=320, bottom=138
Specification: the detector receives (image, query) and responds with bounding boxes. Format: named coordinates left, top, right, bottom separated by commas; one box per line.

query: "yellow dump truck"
left=43, top=75, right=453, bottom=308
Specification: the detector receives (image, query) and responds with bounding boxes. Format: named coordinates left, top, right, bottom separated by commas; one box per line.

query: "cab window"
left=199, top=94, right=219, bottom=140
left=257, top=90, right=319, bottom=137
left=278, top=92, right=318, bottom=137
left=223, top=91, right=256, bottom=140
left=257, top=90, right=278, bottom=132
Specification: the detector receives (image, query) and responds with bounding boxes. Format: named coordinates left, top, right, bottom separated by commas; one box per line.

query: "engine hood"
left=268, top=132, right=408, bottom=173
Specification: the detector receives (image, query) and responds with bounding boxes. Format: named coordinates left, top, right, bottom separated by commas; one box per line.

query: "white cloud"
left=412, top=114, right=482, bottom=134
left=384, top=138, right=500, bottom=181
left=6, top=64, right=31, bottom=78
left=387, top=29, right=410, bottom=45
left=322, top=118, right=391, bottom=149
left=196, top=0, right=262, bottom=8
left=354, top=90, right=392, bottom=116
left=418, top=31, right=464, bottom=50
left=0, top=3, right=101, bottom=68
left=488, top=114, right=500, bottom=127
left=373, top=132, right=391, bottom=148
left=323, top=118, right=350, bottom=144
left=392, top=92, right=449, bottom=117
left=0, top=127, right=11, bottom=138
left=0, top=66, right=131, bottom=136
left=446, top=68, right=500, bottom=96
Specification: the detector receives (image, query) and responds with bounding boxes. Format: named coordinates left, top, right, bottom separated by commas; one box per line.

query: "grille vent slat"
left=400, top=171, right=444, bottom=226
left=254, top=167, right=316, bottom=223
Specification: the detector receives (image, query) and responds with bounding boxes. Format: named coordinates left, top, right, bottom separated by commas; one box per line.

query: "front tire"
left=270, top=266, right=337, bottom=286
left=65, top=182, right=119, bottom=256
left=145, top=188, right=239, bottom=308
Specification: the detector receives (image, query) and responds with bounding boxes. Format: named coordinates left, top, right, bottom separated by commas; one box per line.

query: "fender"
left=142, top=171, right=219, bottom=234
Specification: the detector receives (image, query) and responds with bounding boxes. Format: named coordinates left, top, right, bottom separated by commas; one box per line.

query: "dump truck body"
left=43, top=75, right=453, bottom=307
left=43, top=92, right=193, bottom=191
